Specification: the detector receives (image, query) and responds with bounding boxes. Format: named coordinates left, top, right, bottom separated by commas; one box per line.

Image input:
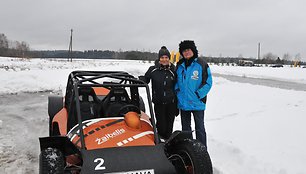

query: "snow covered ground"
left=0, top=57, right=305, bottom=174
left=212, top=65, right=306, bottom=84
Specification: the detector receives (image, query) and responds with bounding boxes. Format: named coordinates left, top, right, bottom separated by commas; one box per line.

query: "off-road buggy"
left=39, top=71, right=213, bottom=174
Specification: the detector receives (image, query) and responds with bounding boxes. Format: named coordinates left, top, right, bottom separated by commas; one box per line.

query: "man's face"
left=159, top=55, right=170, bottom=65
left=182, top=49, right=194, bottom=59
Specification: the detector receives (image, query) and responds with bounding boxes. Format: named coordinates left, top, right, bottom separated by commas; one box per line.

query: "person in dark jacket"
left=175, top=40, right=213, bottom=148
left=139, top=46, right=177, bottom=140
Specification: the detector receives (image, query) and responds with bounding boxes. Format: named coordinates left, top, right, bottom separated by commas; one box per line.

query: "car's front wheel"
left=39, top=147, right=65, bottom=174
left=168, top=139, right=213, bottom=174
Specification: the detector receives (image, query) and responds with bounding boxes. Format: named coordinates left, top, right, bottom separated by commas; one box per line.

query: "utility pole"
left=257, top=42, right=261, bottom=59
left=68, top=29, right=73, bottom=62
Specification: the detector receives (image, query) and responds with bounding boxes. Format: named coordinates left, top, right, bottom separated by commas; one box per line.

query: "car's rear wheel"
left=39, top=148, right=65, bottom=174
left=168, top=139, right=213, bottom=174
left=48, top=96, right=63, bottom=136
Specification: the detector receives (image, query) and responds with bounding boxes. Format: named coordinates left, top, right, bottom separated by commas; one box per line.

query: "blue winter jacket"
left=175, top=57, right=212, bottom=111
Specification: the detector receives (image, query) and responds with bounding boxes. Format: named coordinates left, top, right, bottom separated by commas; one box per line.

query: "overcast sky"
left=1, top=0, right=305, bottom=60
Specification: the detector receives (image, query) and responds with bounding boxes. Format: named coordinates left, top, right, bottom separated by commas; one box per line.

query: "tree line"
left=30, top=50, right=158, bottom=61
left=0, top=33, right=158, bottom=60
left=0, top=33, right=30, bottom=57
left=203, top=56, right=305, bottom=66
left=0, top=33, right=305, bottom=65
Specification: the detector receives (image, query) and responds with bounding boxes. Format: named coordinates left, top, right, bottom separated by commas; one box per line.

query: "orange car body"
left=51, top=87, right=155, bottom=150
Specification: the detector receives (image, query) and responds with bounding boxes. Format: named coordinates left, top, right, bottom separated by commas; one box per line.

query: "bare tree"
left=282, top=53, right=291, bottom=61
left=0, top=33, right=9, bottom=55
left=13, top=41, right=30, bottom=58
left=294, top=53, right=301, bottom=61
left=263, top=52, right=277, bottom=60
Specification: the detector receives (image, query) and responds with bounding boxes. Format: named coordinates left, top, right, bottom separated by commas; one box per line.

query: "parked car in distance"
left=271, top=64, right=284, bottom=68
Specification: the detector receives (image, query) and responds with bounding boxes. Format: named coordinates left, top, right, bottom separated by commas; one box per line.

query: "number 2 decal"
left=94, top=158, right=106, bottom=170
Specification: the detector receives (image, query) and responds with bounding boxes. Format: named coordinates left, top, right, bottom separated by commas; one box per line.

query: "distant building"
left=238, top=60, right=254, bottom=66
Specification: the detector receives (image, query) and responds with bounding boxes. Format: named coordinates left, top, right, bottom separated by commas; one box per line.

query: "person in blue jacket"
left=175, top=40, right=212, bottom=148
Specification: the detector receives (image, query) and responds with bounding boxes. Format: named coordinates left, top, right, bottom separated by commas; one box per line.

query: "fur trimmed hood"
left=179, top=40, right=198, bottom=59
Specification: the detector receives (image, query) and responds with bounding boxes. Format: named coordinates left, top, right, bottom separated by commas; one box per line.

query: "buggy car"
left=39, top=71, right=213, bottom=174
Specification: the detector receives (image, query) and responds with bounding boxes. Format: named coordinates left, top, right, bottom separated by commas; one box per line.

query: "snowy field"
left=0, top=57, right=305, bottom=174
left=212, top=65, right=306, bottom=84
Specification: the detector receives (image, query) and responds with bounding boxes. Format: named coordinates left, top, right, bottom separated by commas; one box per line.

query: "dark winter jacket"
left=175, top=57, right=212, bottom=111
left=140, top=60, right=176, bottom=104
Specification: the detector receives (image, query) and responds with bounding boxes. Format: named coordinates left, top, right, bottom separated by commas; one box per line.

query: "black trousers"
left=181, top=110, right=207, bottom=148
left=154, top=102, right=176, bottom=139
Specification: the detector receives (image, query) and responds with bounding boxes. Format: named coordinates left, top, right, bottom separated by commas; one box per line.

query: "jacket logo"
left=191, top=70, right=199, bottom=80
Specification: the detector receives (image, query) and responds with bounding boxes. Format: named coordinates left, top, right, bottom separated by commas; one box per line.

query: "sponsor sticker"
left=95, top=128, right=125, bottom=145
left=106, top=169, right=154, bottom=174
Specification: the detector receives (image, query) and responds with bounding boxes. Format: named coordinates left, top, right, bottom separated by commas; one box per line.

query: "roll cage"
left=64, top=71, right=158, bottom=150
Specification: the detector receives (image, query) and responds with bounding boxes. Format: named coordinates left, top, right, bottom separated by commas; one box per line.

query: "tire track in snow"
left=208, top=138, right=287, bottom=174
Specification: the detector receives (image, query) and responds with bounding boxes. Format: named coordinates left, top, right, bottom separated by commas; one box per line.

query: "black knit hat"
left=158, top=46, right=171, bottom=59
left=179, top=40, right=198, bottom=58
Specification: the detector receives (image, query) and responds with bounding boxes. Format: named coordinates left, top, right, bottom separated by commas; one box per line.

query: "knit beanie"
left=158, top=46, right=171, bottom=59
left=179, top=40, right=198, bottom=58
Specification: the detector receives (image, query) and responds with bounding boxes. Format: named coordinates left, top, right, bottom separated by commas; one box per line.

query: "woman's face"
left=159, top=55, right=170, bottom=65
left=182, top=49, right=194, bottom=59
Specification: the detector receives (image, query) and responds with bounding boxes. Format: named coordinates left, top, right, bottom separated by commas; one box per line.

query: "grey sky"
left=1, top=0, right=305, bottom=60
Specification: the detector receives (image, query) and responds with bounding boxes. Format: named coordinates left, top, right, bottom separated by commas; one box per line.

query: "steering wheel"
left=118, top=104, right=141, bottom=116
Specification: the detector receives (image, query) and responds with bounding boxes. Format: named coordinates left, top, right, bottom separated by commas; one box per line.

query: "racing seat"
left=78, top=87, right=101, bottom=120
left=67, top=87, right=101, bottom=131
left=101, top=87, right=131, bottom=117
